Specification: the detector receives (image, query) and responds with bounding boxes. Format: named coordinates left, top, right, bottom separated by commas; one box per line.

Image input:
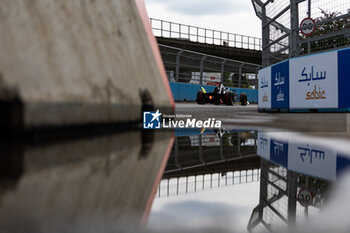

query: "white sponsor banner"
left=290, top=51, right=338, bottom=109
left=288, top=142, right=337, bottom=181
left=258, top=67, right=271, bottom=109
left=257, top=132, right=270, bottom=160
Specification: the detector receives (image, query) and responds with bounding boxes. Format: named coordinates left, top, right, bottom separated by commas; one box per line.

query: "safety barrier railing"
left=156, top=169, right=260, bottom=198
left=150, top=18, right=262, bottom=51
left=158, top=44, right=261, bottom=88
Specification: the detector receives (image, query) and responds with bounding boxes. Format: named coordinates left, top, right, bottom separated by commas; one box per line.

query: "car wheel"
left=214, top=94, right=221, bottom=105
left=196, top=91, right=205, bottom=104
left=240, top=93, right=247, bottom=106
left=225, top=93, right=234, bottom=105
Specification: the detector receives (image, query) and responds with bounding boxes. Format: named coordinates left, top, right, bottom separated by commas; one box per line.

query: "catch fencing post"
left=175, top=49, right=185, bottom=82
left=221, top=59, right=227, bottom=83
left=200, top=55, right=207, bottom=84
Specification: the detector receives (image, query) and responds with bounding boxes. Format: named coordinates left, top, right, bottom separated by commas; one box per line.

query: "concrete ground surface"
left=175, top=102, right=350, bottom=136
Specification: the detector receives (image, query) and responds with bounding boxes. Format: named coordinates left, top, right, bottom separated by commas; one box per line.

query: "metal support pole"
left=220, top=31, right=222, bottom=45
left=307, top=0, right=311, bottom=54
left=287, top=171, right=298, bottom=226
left=239, top=64, right=244, bottom=88
left=177, top=177, right=179, bottom=195
left=179, top=23, right=181, bottom=38
left=188, top=25, right=190, bottom=40
left=221, top=59, right=227, bottom=83
left=290, top=0, right=300, bottom=58
left=305, top=176, right=309, bottom=217
left=195, top=175, right=197, bottom=192
left=238, top=133, right=242, bottom=156
left=220, top=136, right=224, bottom=160
left=255, top=67, right=259, bottom=89
left=199, top=134, right=204, bottom=163
left=200, top=55, right=207, bottom=84
left=261, top=5, right=270, bottom=67
left=174, top=137, right=181, bottom=169
left=259, top=160, right=269, bottom=222
left=197, top=27, right=199, bottom=42
left=175, top=50, right=184, bottom=82
left=210, top=174, right=213, bottom=188
left=158, top=181, right=161, bottom=197
left=254, top=131, right=257, bottom=148
left=202, top=175, right=205, bottom=190
left=167, top=179, right=169, bottom=196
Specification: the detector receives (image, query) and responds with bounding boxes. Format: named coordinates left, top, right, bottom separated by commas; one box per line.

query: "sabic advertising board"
left=258, top=47, right=350, bottom=110
left=258, top=67, right=271, bottom=109
left=271, top=60, right=289, bottom=109
left=290, top=51, right=338, bottom=109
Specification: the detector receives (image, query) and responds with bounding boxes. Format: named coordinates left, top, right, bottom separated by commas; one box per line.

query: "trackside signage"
left=271, top=60, right=289, bottom=109
left=290, top=51, right=338, bottom=109
left=258, top=47, right=350, bottom=110
left=256, top=132, right=346, bottom=181
left=258, top=67, right=271, bottom=109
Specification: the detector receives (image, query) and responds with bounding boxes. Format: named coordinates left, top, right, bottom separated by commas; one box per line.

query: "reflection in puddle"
left=149, top=129, right=350, bottom=233
left=1, top=128, right=350, bottom=232
left=149, top=129, right=261, bottom=232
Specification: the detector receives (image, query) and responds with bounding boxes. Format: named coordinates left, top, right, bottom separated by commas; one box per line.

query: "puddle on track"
left=0, top=127, right=350, bottom=233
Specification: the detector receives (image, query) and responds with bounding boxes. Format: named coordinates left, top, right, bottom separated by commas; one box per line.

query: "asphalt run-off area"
left=175, top=103, right=350, bottom=135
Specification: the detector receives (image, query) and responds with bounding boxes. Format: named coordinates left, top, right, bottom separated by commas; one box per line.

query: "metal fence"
left=297, top=1, right=350, bottom=55
left=150, top=18, right=262, bottom=51
left=247, top=160, right=329, bottom=233
left=158, top=131, right=259, bottom=198
left=252, top=0, right=350, bottom=67
left=157, top=169, right=260, bottom=198
left=159, top=44, right=261, bottom=88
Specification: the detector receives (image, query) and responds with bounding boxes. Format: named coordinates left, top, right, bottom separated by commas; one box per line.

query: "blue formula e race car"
left=196, top=83, right=247, bottom=106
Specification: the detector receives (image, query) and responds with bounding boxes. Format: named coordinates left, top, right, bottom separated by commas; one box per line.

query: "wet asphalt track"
left=175, top=102, right=350, bottom=135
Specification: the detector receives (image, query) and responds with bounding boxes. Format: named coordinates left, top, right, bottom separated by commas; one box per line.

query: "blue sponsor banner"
left=270, top=139, right=288, bottom=168
left=271, top=60, right=289, bottom=109
left=338, top=48, right=350, bottom=108
left=336, top=153, right=350, bottom=177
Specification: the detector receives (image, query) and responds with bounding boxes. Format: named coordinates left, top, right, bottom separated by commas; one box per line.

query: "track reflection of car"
left=196, top=83, right=248, bottom=106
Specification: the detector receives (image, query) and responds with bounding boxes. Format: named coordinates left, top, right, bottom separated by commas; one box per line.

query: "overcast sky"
left=144, top=0, right=262, bottom=38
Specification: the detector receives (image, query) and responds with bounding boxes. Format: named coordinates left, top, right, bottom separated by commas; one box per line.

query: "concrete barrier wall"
left=170, top=82, right=258, bottom=103
left=0, top=0, right=173, bottom=131
left=259, top=47, right=350, bottom=112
